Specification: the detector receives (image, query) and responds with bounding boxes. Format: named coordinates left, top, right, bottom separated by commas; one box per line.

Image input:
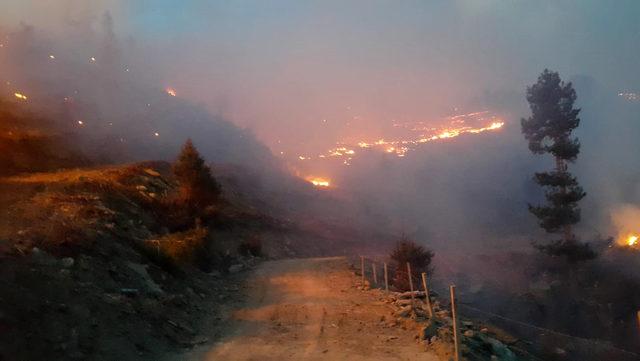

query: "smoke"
left=1, top=1, right=639, bottom=253
left=3, top=1, right=639, bottom=154
left=0, top=17, right=284, bottom=180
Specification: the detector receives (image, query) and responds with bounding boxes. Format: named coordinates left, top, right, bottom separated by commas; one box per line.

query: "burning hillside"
left=293, top=111, right=504, bottom=164
left=292, top=110, right=505, bottom=187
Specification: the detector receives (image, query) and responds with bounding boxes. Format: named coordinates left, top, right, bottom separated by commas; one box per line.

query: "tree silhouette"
left=173, top=139, right=221, bottom=212
left=521, top=70, right=595, bottom=262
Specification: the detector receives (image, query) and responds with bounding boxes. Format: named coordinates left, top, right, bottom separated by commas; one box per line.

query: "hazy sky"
left=2, top=0, right=639, bottom=250
left=2, top=1, right=639, bottom=154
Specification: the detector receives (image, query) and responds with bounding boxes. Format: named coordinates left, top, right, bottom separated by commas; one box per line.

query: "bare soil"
left=177, top=257, right=440, bottom=361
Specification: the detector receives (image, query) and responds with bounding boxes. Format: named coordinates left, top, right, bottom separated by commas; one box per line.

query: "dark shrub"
left=389, top=235, right=434, bottom=291
left=143, top=225, right=212, bottom=272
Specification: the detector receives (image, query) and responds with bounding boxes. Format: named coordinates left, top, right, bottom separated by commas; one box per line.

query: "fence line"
left=356, top=255, right=640, bottom=359
left=458, top=303, right=640, bottom=358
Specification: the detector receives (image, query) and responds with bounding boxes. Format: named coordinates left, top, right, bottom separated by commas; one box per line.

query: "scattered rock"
left=30, top=247, right=56, bottom=266
left=60, top=257, right=75, bottom=268
left=394, top=305, right=412, bottom=318
left=127, top=262, right=163, bottom=295
left=395, top=299, right=414, bottom=306
left=419, top=320, right=439, bottom=340
left=228, top=264, right=244, bottom=273
left=189, top=335, right=209, bottom=346
left=120, top=288, right=139, bottom=297
left=484, top=336, right=517, bottom=361
left=69, top=351, right=85, bottom=359
left=208, top=270, right=222, bottom=277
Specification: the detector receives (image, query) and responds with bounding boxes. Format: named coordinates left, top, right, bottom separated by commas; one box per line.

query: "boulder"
left=397, top=291, right=427, bottom=299
left=394, top=305, right=412, bottom=318
left=396, top=299, right=414, bottom=306
left=31, top=247, right=56, bottom=266
left=484, top=336, right=517, bottom=361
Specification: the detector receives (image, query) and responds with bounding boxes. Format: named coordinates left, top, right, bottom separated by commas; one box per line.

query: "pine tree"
left=173, top=139, right=221, bottom=211
left=521, top=70, right=595, bottom=262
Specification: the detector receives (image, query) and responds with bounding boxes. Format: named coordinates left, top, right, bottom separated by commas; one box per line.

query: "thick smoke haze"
left=1, top=0, right=639, bottom=253
left=2, top=1, right=639, bottom=154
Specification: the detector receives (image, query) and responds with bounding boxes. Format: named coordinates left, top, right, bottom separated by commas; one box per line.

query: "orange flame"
left=295, top=112, right=505, bottom=162
left=166, top=88, right=177, bottom=97
left=306, top=177, right=330, bottom=187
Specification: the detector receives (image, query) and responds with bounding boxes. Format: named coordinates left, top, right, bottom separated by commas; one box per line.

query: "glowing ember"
left=14, top=92, right=27, bottom=100
left=307, top=177, right=330, bottom=187
left=154, top=132, right=160, bottom=137
left=77, top=120, right=84, bottom=125
left=90, top=57, right=96, bottom=62
left=165, top=88, right=177, bottom=97
left=627, top=235, right=638, bottom=246
left=49, top=54, right=55, bottom=59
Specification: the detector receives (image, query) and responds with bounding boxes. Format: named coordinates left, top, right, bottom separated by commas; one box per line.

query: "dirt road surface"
left=180, top=257, right=440, bottom=361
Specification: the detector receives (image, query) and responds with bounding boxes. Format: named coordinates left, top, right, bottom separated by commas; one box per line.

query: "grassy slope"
left=0, top=160, right=373, bottom=360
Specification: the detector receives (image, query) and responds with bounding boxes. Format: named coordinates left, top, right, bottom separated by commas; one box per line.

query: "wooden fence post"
left=360, top=256, right=365, bottom=285
left=383, top=262, right=389, bottom=292
left=372, top=262, right=378, bottom=286
left=450, top=285, right=460, bottom=361
left=406, top=262, right=415, bottom=309
left=421, top=272, right=434, bottom=318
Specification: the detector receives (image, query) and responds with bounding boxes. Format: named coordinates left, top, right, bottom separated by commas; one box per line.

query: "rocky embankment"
left=355, top=273, right=538, bottom=361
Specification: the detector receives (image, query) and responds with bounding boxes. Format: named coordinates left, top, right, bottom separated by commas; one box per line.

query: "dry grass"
left=142, top=226, right=212, bottom=273
left=0, top=163, right=175, bottom=255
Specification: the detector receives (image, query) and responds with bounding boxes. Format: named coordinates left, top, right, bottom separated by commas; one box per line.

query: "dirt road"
left=181, top=257, right=439, bottom=361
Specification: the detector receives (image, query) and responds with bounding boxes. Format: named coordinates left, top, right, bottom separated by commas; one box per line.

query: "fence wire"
left=356, top=255, right=640, bottom=360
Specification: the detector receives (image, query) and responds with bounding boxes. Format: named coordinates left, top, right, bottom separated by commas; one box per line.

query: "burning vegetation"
left=306, top=176, right=331, bottom=188
left=292, top=111, right=505, bottom=167
left=626, top=234, right=638, bottom=247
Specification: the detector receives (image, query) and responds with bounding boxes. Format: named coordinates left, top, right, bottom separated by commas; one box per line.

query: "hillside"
left=0, top=160, right=372, bottom=360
